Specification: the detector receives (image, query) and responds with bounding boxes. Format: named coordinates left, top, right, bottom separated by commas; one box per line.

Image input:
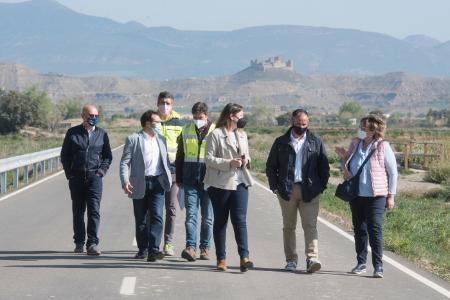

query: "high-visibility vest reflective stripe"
left=183, top=122, right=215, bottom=163
left=161, top=122, right=183, bottom=163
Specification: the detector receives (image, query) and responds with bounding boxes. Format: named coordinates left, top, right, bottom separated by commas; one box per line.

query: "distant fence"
left=390, top=141, right=446, bottom=170
left=0, top=147, right=62, bottom=195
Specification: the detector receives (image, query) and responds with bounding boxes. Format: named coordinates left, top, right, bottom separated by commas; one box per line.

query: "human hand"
left=386, top=194, right=395, bottom=210
left=335, top=146, right=346, bottom=159
left=230, top=158, right=242, bottom=169
left=123, top=182, right=133, bottom=195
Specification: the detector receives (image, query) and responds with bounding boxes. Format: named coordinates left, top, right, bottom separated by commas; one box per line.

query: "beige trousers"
left=278, top=184, right=319, bottom=263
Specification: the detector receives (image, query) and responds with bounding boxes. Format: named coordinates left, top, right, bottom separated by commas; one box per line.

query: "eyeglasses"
left=89, top=114, right=99, bottom=118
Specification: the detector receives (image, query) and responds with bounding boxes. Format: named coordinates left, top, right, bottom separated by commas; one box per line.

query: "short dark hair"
left=140, top=110, right=158, bottom=127
left=191, top=102, right=208, bottom=115
left=292, top=108, right=308, bottom=117
left=157, top=91, right=174, bottom=104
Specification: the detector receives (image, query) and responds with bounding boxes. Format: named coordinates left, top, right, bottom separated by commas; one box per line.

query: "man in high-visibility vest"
left=157, top=91, right=185, bottom=256
left=175, top=102, right=215, bottom=261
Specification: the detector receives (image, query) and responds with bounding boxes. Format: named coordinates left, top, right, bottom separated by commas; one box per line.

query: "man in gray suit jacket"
left=119, top=110, right=172, bottom=262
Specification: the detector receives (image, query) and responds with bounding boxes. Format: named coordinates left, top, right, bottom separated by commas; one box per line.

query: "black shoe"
left=147, top=251, right=164, bottom=262
left=86, top=244, right=101, bottom=256
left=351, top=263, right=367, bottom=274
left=74, top=244, right=84, bottom=253
left=373, top=266, right=384, bottom=278
left=134, top=249, right=148, bottom=259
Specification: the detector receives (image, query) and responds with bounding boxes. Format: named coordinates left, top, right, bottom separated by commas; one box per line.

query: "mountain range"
left=1, top=0, right=450, bottom=79
left=1, top=63, right=449, bottom=116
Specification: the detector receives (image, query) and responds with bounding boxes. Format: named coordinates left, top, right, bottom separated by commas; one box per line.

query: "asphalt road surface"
left=1, top=147, right=449, bottom=299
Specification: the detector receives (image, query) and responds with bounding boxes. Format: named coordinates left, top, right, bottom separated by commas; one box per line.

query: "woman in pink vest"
left=335, top=114, right=398, bottom=278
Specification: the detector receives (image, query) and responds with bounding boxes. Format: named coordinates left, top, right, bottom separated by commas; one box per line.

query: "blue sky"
left=2, top=0, right=450, bottom=41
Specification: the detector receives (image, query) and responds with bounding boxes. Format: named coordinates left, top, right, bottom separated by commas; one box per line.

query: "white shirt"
left=142, top=132, right=162, bottom=176
left=290, top=131, right=306, bottom=183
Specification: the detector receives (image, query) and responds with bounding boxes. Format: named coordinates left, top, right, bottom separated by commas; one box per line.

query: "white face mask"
left=158, top=104, right=171, bottom=116
left=357, top=129, right=367, bottom=140
left=194, top=119, right=207, bottom=129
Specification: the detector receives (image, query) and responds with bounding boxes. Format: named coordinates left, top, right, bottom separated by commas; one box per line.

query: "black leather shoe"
left=74, top=244, right=84, bottom=253
left=134, top=249, right=148, bottom=259
left=147, top=251, right=164, bottom=262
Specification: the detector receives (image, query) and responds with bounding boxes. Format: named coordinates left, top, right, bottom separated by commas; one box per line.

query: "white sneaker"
left=306, top=258, right=322, bottom=273
left=284, top=260, right=297, bottom=271
left=164, top=243, right=175, bottom=256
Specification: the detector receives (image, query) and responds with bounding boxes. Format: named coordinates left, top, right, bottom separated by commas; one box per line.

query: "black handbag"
left=335, top=143, right=375, bottom=202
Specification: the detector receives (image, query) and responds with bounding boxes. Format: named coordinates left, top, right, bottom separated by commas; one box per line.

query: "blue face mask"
left=87, top=116, right=98, bottom=127
left=153, top=122, right=161, bottom=134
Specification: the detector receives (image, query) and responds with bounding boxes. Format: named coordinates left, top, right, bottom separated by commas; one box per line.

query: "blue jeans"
left=208, top=184, right=249, bottom=260
left=69, top=174, right=102, bottom=247
left=133, top=177, right=165, bottom=254
left=350, top=196, right=386, bottom=269
left=184, top=183, right=213, bottom=249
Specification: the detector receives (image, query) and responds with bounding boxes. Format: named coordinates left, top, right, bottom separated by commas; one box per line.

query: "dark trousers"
left=208, top=184, right=249, bottom=260
left=133, top=177, right=165, bottom=254
left=350, top=196, right=386, bottom=269
left=69, top=175, right=102, bottom=247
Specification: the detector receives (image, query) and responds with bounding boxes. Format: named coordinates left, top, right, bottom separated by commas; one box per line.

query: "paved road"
left=1, top=148, right=449, bottom=299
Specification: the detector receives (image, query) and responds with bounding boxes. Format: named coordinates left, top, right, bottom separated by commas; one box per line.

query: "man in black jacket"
left=266, top=109, right=329, bottom=273
left=61, top=104, right=112, bottom=255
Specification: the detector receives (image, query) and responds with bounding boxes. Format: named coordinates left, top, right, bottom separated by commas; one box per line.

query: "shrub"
left=425, top=162, right=450, bottom=184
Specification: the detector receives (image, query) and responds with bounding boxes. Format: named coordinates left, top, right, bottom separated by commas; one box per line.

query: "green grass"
left=0, top=135, right=63, bottom=159
left=320, top=185, right=450, bottom=282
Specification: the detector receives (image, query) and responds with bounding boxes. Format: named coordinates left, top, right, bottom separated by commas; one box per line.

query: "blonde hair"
left=360, top=115, right=386, bottom=139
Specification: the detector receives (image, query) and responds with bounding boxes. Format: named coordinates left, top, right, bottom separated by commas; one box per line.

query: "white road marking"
left=132, top=237, right=137, bottom=247
left=253, top=180, right=450, bottom=299
left=0, top=145, right=124, bottom=203
left=120, top=277, right=136, bottom=296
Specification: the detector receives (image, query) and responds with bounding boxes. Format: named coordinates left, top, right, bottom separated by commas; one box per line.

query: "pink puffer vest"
left=345, top=138, right=388, bottom=196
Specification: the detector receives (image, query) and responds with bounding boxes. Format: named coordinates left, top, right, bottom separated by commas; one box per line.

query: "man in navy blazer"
left=119, top=110, right=172, bottom=261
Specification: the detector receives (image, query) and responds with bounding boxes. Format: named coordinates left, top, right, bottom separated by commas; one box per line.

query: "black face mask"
left=237, top=118, right=247, bottom=129
left=293, top=126, right=307, bottom=135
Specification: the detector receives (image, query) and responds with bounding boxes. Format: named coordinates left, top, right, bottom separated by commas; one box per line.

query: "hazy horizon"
left=1, top=0, right=449, bottom=42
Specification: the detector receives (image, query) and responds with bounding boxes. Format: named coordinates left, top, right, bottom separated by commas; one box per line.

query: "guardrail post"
left=24, top=165, right=29, bottom=185
left=49, top=158, right=54, bottom=173
left=12, top=168, right=19, bottom=190
left=41, top=161, right=46, bottom=176
left=0, top=171, right=7, bottom=194
left=33, top=163, right=38, bottom=181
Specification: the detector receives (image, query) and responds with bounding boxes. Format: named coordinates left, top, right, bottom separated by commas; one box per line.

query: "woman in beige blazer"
left=204, top=103, right=254, bottom=272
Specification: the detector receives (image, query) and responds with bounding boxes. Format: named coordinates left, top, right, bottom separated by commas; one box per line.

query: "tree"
left=338, top=101, right=364, bottom=126
left=24, top=86, right=53, bottom=129
left=247, top=100, right=277, bottom=127
left=0, top=91, right=34, bottom=134
left=275, top=112, right=291, bottom=126
left=60, top=99, right=82, bottom=119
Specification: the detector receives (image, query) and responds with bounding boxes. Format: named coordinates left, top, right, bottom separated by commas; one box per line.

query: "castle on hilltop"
left=249, top=56, right=294, bottom=72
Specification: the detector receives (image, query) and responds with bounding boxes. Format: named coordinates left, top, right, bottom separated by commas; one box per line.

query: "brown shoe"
left=199, top=247, right=210, bottom=260
left=240, top=257, right=254, bottom=272
left=217, top=259, right=227, bottom=271
left=181, top=246, right=196, bottom=262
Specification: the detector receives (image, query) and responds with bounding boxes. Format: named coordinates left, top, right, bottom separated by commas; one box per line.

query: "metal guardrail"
left=0, top=147, right=62, bottom=194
